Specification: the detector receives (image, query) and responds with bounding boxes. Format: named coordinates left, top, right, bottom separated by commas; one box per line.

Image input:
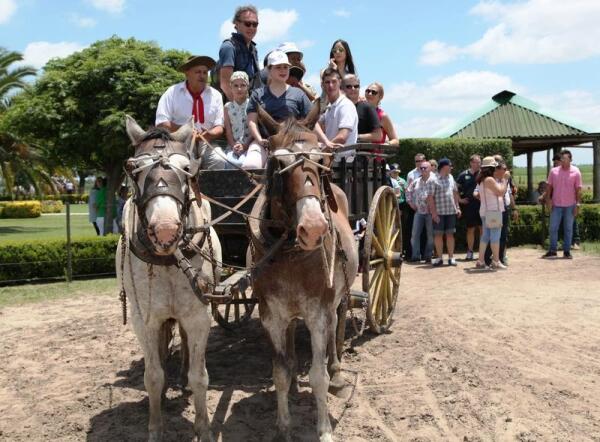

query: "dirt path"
left=1, top=248, right=600, bottom=441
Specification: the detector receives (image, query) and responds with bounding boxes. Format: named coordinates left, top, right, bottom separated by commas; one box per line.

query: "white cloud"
left=69, top=13, right=96, bottom=28
left=219, top=9, right=298, bottom=45
left=386, top=70, right=520, bottom=112
left=532, top=90, right=600, bottom=131
left=297, top=39, right=316, bottom=50
left=333, top=9, right=351, bottom=18
left=0, top=0, right=16, bottom=24
left=22, top=41, right=86, bottom=70
left=87, top=0, right=124, bottom=14
left=419, top=0, right=600, bottom=65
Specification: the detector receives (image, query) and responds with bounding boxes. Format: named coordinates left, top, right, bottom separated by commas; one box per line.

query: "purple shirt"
left=547, top=165, right=582, bottom=207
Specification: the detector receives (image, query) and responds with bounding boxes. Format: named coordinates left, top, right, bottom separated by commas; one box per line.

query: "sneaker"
left=491, top=261, right=507, bottom=270
left=432, top=258, right=444, bottom=267
left=572, top=243, right=580, bottom=250
left=465, top=251, right=474, bottom=261
left=501, top=257, right=509, bottom=266
left=542, top=251, right=557, bottom=258
left=563, top=251, right=573, bottom=259
left=448, top=258, right=457, bottom=266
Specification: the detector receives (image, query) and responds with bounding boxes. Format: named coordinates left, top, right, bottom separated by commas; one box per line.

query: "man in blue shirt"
left=218, top=5, right=262, bottom=102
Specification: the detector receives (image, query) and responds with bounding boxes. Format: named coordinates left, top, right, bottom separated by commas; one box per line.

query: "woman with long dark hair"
left=328, top=39, right=356, bottom=77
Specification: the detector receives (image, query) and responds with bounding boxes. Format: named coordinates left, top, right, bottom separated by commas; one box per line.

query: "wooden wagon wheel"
left=362, top=185, right=403, bottom=334
left=211, top=286, right=257, bottom=330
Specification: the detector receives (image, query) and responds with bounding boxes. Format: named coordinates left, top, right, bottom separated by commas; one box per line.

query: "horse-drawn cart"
left=197, top=143, right=403, bottom=337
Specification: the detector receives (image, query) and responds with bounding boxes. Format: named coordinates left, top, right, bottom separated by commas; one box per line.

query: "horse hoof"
left=328, top=372, right=346, bottom=394
left=319, top=432, right=334, bottom=442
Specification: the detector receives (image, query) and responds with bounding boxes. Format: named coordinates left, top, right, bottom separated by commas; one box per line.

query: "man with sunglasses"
left=341, top=74, right=382, bottom=143
left=217, top=5, right=262, bottom=102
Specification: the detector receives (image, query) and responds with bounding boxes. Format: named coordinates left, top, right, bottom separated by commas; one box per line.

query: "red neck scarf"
left=186, top=82, right=205, bottom=124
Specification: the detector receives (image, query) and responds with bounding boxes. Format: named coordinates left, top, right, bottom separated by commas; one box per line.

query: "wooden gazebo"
left=435, top=90, right=600, bottom=202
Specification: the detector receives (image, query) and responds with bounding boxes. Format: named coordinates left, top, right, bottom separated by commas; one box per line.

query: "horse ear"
left=299, top=100, right=321, bottom=130
left=172, top=117, right=194, bottom=143
left=255, top=99, right=280, bottom=136
left=125, top=115, right=146, bottom=145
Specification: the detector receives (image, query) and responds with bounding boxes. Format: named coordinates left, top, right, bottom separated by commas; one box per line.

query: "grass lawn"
left=0, top=278, right=116, bottom=308
left=580, top=242, right=600, bottom=256
left=512, top=164, right=594, bottom=190
left=0, top=203, right=98, bottom=244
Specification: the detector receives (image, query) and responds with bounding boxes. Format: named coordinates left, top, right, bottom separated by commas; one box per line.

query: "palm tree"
left=0, top=48, right=37, bottom=197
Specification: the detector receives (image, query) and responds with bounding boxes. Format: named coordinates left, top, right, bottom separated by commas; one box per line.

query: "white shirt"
left=155, top=81, right=224, bottom=131
left=406, top=168, right=422, bottom=185
left=319, top=94, right=358, bottom=145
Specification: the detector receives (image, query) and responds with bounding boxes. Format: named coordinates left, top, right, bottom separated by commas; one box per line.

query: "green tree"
left=3, top=37, right=190, bottom=232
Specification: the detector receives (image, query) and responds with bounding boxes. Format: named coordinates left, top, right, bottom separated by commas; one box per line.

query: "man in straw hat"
left=156, top=55, right=226, bottom=169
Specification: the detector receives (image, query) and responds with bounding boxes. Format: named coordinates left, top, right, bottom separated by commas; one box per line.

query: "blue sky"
left=2, top=0, right=600, bottom=166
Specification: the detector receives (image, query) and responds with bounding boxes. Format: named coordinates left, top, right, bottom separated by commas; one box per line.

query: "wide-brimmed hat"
left=267, top=50, right=291, bottom=67
left=481, top=156, right=498, bottom=168
left=178, top=55, right=216, bottom=72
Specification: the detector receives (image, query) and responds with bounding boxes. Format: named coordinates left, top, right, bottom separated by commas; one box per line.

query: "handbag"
left=483, top=182, right=503, bottom=229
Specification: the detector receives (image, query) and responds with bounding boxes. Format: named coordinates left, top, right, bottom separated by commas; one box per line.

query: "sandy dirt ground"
left=1, top=248, right=600, bottom=441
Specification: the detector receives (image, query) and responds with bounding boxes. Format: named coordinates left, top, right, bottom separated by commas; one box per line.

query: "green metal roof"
left=435, top=90, right=594, bottom=139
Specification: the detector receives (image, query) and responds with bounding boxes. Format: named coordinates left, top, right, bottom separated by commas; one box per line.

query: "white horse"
left=117, top=116, right=221, bottom=441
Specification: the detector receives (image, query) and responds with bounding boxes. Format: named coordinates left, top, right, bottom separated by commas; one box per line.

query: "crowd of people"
left=387, top=149, right=583, bottom=269
left=154, top=5, right=398, bottom=171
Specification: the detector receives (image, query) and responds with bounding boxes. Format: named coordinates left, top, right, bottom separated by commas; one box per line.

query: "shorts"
left=464, top=207, right=482, bottom=227
left=433, top=214, right=457, bottom=234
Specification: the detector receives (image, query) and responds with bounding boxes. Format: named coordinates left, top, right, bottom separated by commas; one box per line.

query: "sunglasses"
left=333, top=47, right=345, bottom=53
left=241, top=21, right=259, bottom=28
left=365, top=89, right=379, bottom=96
left=419, top=166, right=428, bottom=171
left=345, top=84, right=360, bottom=90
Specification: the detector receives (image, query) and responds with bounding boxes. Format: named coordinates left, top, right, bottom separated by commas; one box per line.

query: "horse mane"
left=274, top=118, right=316, bottom=149
left=140, top=127, right=174, bottom=143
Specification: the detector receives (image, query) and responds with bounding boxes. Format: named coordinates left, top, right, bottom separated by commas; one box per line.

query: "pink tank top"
left=374, top=107, right=388, bottom=144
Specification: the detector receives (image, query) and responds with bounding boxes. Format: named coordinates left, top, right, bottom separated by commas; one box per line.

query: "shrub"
left=44, top=193, right=89, bottom=204
left=0, top=235, right=119, bottom=283
left=390, top=138, right=513, bottom=178
left=0, top=201, right=42, bottom=218
left=41, top=200, right=64, bottom=213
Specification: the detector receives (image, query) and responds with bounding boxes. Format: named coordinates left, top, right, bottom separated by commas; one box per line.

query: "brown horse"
left=248, top=110, right=359, bottom=441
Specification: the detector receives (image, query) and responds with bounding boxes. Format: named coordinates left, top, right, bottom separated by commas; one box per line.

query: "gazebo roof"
left=435, top=90, right=600, bottom=154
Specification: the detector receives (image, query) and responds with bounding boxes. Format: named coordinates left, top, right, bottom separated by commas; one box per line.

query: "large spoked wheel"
left=362, top=185, right=403, bottom=334
left=211, top=286, right=257, bottom=330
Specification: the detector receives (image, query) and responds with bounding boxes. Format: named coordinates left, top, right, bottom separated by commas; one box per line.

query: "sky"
left=2, top=0, right=600, bottom=167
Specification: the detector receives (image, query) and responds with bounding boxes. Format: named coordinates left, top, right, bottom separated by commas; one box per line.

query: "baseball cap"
left=277, top=42, right=302, bottom=56
left=267, top=50, right=291, bottom=67
left=438, top=158, right=452, bottom=169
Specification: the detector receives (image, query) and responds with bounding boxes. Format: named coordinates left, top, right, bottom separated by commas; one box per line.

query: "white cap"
left=267, top=50, right=292, bottom=67
left=277, top=42, right=302, bottom=55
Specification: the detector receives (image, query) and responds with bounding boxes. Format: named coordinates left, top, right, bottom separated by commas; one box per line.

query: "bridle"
left=124, top=134, right=202, bottom=264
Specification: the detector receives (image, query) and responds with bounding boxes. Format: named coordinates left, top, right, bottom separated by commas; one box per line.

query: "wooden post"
left=594, top=139, right=600, bottom=202
left=546, top=149, right=551, bottom=177
left=66, top=201, right=72, bottom=282
left=527, top=151, right=534, bottom=202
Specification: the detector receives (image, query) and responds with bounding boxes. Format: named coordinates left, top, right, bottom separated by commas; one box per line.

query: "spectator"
left=404, top=153, right=426, bottom=258
left=314, top=67, right=358, bottom=148
left=95, top=177, right=107, bottom=236
left=217, top=5, right=262, bottom=101
left=388, top=164, right=407, bottom=206
left=428, top=158, right=461, bottom=266
left=534, top=181, right=547, bottom=203
left=406, top=153, right=426, bottom=186
left=474, top=157, right=509, bottom=269
left=65, top=180, right=74, bottom=195
left=277, top=42, right=317, bottom=101
left=327, top=39, right=356, bottom=78
left=543, top=149, right=582, bottom=259
left=223, top=71, right=252, bottom=168
left=341, top=74, right=382, bottom=143
left=88, top=177, right=101, bottom=235
left=246, top=50, right=312, bottom=168
left=364, top=82, right=399, bottom=145
left=456, top=154, right=482, bottom=260
left=156, top=55, right=226, bottom=169
left=409, top=161, right=436, bottom=262
left=429, top=159, right=438, bottom=177
left=116, top=186, right=128, bottom=234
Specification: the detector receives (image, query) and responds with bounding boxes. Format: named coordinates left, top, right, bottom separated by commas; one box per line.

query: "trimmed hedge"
left=41, top=200, right=64, bottom=213
left=0, top=201, right=42, bottom=218
left=391, top=138, right=513, bottom=177
left=0, top=235, right=119, bottom=283
left=44, top=193, right=89, bottom=204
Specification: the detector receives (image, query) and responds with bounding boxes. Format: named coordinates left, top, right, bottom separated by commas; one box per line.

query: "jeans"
left=411, top=213, right=433, bottom=260
left=549, top=205, right=576, bottom=253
